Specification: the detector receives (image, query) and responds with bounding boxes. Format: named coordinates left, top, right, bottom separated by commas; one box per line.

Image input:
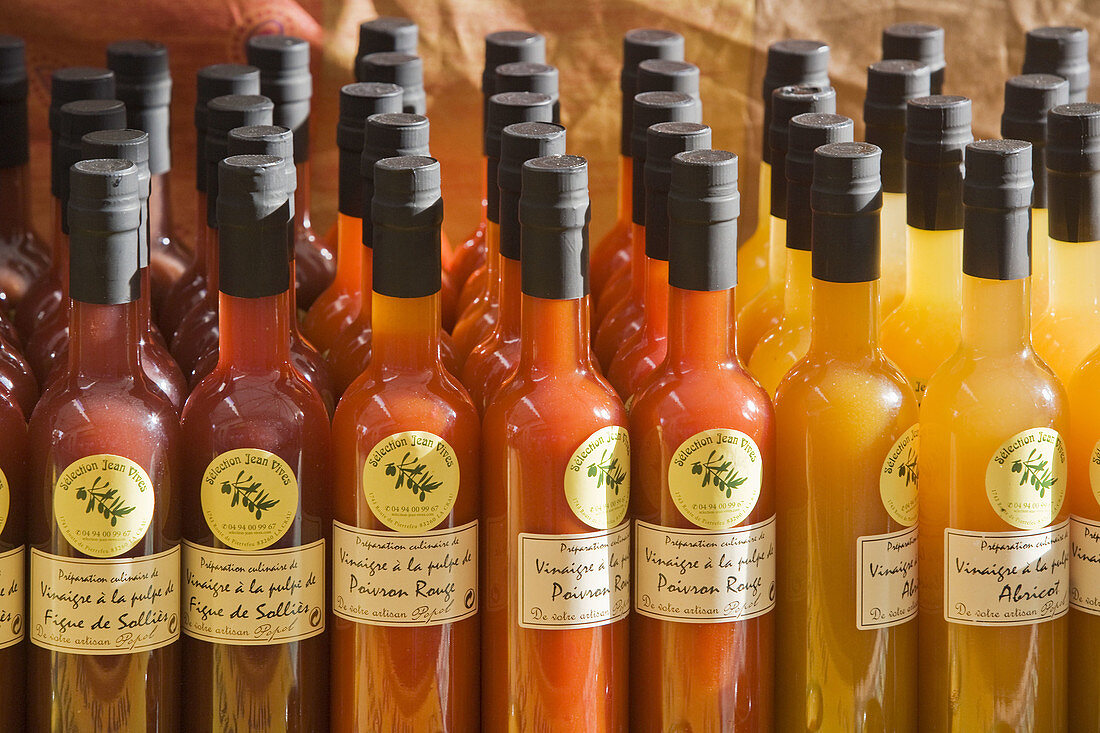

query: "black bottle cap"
left=811, top=142, right=883, bottom=283
left=631, top=90, right=702, bottom=224
left=56, top=99, right=127, bottom=234
left=787, top=113, right=854, bottom=253
left=484, top=31, right=546, bottom=95
left=358, top=17, right=418, bottom=57
left=1001, top=74, right=1068, bottom=209
left=372, top=156, right=443, bottom=299
left=668, top=149, right=739, bottom=291
left=217, top=154, right=292, bottom=298
left=963, top=139, right=1033, bottom=280
left=1047, top=103, right=1100, bottom=242
left=495, top=62, right=560, bottom=123
left=68, top=159, right=142, bottom=305
left=882, top=23, right=945, bottom=94
left=106, top=40, right=172, bottom=176
left=905, top=95, right=971, bottom=229
left=769, top=84, right=836, bottom=218
left=620, top=29, right=685, bottom=156
left=337, top=82, right=403, bottom=217
left=205, top=94, right=274, bottom=228
left=864, top=60, right=931, bottom=193
left=638, top=59, right=700, bottom=99
left=644, top=122, right=712, bottom=261
left=246, top=35, right=312, bottom=164
left=355, top=52, right=425, bottom=114
left=194, top=64, right=261, bottom=192
left=520, top=154, right=590, bottom=300
left=499, top=122, right=567, bottom=261
left=227, top=124, right=297, bottom=233
left=0, top=36, right=28, bottom=169
left=80, top=129, right=150, bottom=268
left=486, top=91, right=553, bottom=222
left=49, top=67, right=116, bottom=135
left=1023, top=26, right=1090, bottom=103
left=360, top=113, right=431, bottom=249
left=761, top=40, right=830, bottom=163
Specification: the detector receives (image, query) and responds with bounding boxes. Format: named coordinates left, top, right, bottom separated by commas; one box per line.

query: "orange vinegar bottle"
left=482, top=154, right=629, bottom=731
left=774, top=141, right=918, bottom=732
left=629, top=148, right=776, bottom=731
left=918, top=140, right=1068, bottom=731
left=331, top=156, right=480, bottom=731
left=0, top=386, right=26, bottom=731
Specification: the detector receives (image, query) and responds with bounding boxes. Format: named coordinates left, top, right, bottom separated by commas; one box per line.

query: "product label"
left=182, top=539, right=325, bottom=645
left=634, top=516, right=775, bottom=623
left=0, top=466, right=9, bottom=536
left=856, top=526, right=918, bottom=630
left=53, top=454, right=156, bottom=558
left=944, top=521, right=1069, bottom=626
left=667, top=429, right=763, bottom=530
left=985, top=428, right=1066, bottom=530
left=1070, top=515, right=1100, bottom=615
left=332, top=520, right=478, bottom=627
left=201, top=448, right=300, bottom=551
left=0, top=547, right=24, bottom=649
left=363, top=432, right=460, bottom=533
left=30, top=545, right=180, bottom=654
left=518, top=523, right=631, bottom=630
left=564, top=427, right=631, bottom=530
left=1088, top=440, right=1100, bottom=506
left=879, top=425, right=919, bottom=526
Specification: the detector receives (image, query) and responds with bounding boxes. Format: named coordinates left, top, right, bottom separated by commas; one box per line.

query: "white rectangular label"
left=634, top=516, right=775, bottom=623
left=856, top=525, right=918, bottom=630
left=1070, top=515, right=1100, bottom=615
left=518, top=523, right=631, bottom=630
left=0, top=546, right=24, bottom=649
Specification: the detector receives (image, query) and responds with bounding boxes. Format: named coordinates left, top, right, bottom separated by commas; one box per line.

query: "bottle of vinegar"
left=0, top=377, right=26, bottom=729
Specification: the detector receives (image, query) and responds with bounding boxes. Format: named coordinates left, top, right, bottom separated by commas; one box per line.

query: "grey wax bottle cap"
left=68, top=158, right=142, bottom=305
left=520, top=155, right=590, bottom=300
left=227, top=125, right=297, bottom=236
left=0, top=36, right=25, bottom=99
left=631, top=91, right=702, bottom=224
left=668, top=149, right=739, bottom=291
left=337, top=83, right=403, bottom=217
left=106, top=40, right=172, bottom=175
left=50, top=67, right=116, bottom=134
left=486, top=91, right=553, bottom=222
left=355, top=52, right=425, bottom=114
left=637, top=59, right=701, bottom=100
left=761, top=40, right=830, bottom=163
left=371, top=156, right=443, bottom=299
left=0, top=36, right=27, bottom=168
left=484, top=31, right=546, bottom=94
left=1002, top=74, right=1069, bottom=208
left=217, top=154, right=292, bottom=298
left=963, top=139, right=1033, bottom=280
left=1023, top=26, right=1090, bottom=103
left=1047, top=103, right=1100, bottom=242
left=499, top=122, right=567, bottom=261
left=620, top=29, right=685, bottom=156
left=205, top=94, right=274, bottom=228
left=786, top=113, right=854, bottom=252
left=905, top=95, right=971, bottom=230
left=194, top=64, right=261, bottom=192
left=246, top=35, right=312, bottom=163
left=769, top=84, right=836, bottom=218
left=81, top=129, right=150, bottom=267
left=358, top=17, right=418, bottom=57
left=56, top=99, right=127, bottom=233
left=644, top=122, right=712, bottom=261
left=360, top=113, right=431, bottom=248
left=811, top=142, right=883, bottom=283
left=495, top=62, right=560, bottom=123
left=865, top=60, right=931, bottom=193
left=882, top=23, right=945, bottom=94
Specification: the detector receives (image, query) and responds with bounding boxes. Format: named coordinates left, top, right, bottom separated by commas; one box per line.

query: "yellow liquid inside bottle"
left=736, top=216, right=785, bottom=362
left=1032, top=235, right=1100, bottom=385
left=1031, top=208, right=1049, bottom=316
left=881, top=227, right=962, bottom=402
left=880, top=192, right=907, bottom=317
left=918, top=275, right=1068, bottom=732
left=748, top=247, right=810, bottom=397
left=736, top=161, right=772, bottom=308
left=775, top=278, right=919, bottom=733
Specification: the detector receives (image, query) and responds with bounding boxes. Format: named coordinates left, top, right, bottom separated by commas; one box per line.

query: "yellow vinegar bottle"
left=774, top=141, right=918, bottom=732
left=880, top=95, right=972, bottom=402
left=748, top=112, right=852, bottom=396
left=918, top=139, right=1068, bottom=731
left=1033, top=103, right=1100, bottom=385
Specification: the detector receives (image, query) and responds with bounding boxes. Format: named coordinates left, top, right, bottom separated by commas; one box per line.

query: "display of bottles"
left=882, top=23, right=945, bottom=95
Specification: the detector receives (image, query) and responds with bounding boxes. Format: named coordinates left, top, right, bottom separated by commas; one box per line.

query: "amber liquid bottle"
left=180, top=155, right=329, bottom=732
left=27, top=159, right=181, bottom=732
left=0, top=387, right=26, bottom=731
left=331, top=156, right=479, bottom=731
left=483, top=154, right=629, bottom=731
left=629, top=148, right=775, bottom=731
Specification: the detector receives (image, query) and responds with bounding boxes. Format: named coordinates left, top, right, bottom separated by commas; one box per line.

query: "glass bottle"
left=0, top=387, right=26, bottom=731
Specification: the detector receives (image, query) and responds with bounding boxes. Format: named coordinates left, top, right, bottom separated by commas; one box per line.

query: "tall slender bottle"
left=607, top=121, right=711, bottom=399
left=27, top=159, right=181, bottom=731
left=483, top=155, right=629, bottom=731
left=881, top=95, right=971, bottom=402
left=1023, top=26, right=1089, bottom=103
left=737, top=84, right=836, bottom=363
left=159, top=64, right=259, bottom=338
left=0, top=387, right=25, bottom=731
left=882, top=23, right=945, bottom=94
left=462, top=121, right=566, bottom=412
left=0, top=36, right=49, bottom=312
left=331, top=156, right=479, bottom=731
left=864, top=60, right=931, bottom=316
left=774, top=141, right=918, bottom=732
left=629, top=148, right=776, bottom=731
left=749, top=112, right=852, bottom=396
left=919, top=139, right=1068, bottom=731
left=736, top=40, right=829, bottom=312
left=181, top=154, right=329, bottom=732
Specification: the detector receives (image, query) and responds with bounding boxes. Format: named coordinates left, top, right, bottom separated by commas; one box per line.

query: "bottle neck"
left=485, top=221, right=501, bottom=296
left=217, top=289, right=293, bottom=371
left=643, top=257, right=669, bottom=338
left=629, top=222, right=647, bottom=300
left=809, top=279, right=879, bottom=358
left=518, top=295, right=595, bottom=375
left=148, top=172, right=173, bottom=244
left=782, top=247, right=812, bottom=317
left=204, top=228, right=220, bottom=297
left=370, top=291, right=443, bottom=375
left=961, top=274, right=1031, bottom=354
left=498, top=257, right=522, bottom=338
left=52, top=198, right=69, bottom=295
left=69, top=299, right=142, bottom=379
left=768, top=215, right=787, bottom=286
left=193, top=192, right=207, bottom=270
left=666, top=286, right=736, bottom=368
left=359, top=245, right=374, bottom=322
left=757, top=161, right=771, bottom=229
left=139, top=268, right=155, bottom=335
left=617, top=155, right=632, bottom=224
left=0, top=165, right=30, bottom=242
left=478, top=156, right=488, bottom=217
left=294, top=160, right=312, bottom=233
left=904, top=226, right=962, bottom=305
left=335, top=213, right=363, bottom=287
left=1046, top=237, right=1100, bottom=313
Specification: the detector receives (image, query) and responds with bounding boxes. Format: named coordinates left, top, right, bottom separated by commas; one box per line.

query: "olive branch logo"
left=221, top=470, right=280, bottom=519
left=586, top=450, right=627, bottom=495
left=386, top=453, right=442, bottom=502
left=898, top=447, right=918, bottom=488
left=74, top=476, right=135, bottom=526
left=691, top=450, right=748, bottom=499
left=1011, top=449, right=1058, bottom=499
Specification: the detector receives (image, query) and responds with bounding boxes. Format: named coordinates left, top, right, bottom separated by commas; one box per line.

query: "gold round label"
left=201, top=448, right=300, bottom=550
left=985, top=428, right=1067, bottom=530
left=564, top=426, right=631, bottom=530
left=364, top=431, right=460, bottom=533
left=54, top=455, right=155, bottom=558
left=879, top=425, right=919, bottom=527
left=0, top=466, right=9, bottom=537
left=667, top=428, right=762, bottom=530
